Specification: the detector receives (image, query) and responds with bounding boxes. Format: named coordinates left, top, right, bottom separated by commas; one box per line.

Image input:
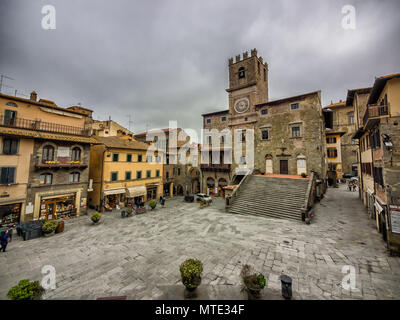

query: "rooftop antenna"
left=127, top=114, right=133, bottom=131
left=0, top=74, right=14, bottom=93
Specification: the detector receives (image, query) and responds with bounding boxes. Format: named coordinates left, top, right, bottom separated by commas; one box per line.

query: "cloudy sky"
left=0, top=0, right=399, bottom=141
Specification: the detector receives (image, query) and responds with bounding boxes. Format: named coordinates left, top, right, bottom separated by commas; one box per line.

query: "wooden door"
left=280, top=160, right=289, bottom=174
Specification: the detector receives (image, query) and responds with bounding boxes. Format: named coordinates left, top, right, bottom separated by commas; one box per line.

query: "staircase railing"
left=225, top=171, right=251, bottom=210
left=301, top=171, right=317, bottom=224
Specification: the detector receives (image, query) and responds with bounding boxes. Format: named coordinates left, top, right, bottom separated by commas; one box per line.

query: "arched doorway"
left=176, top=185, right=184, bottom=196
left=218, top=178, right=227, bottom=197
left=190, top=167, right=202, bottom=194
left=265, top=154, right=273, bottom=174
left=206, top=177, right=215, bottom=195
left=192, top=179, right=200, bottom=194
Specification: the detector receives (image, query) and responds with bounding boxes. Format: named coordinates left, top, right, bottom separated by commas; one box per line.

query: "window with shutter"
left=0, top=167, right=15, bottom=184
left=2, top=139, right=19, bottom=155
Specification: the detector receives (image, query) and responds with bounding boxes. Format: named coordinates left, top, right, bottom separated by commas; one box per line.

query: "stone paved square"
left=1, top=184, right=399, bottom=300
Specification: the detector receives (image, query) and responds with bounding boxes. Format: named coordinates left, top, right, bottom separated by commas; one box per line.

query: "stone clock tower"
left=226, top=48, right=269, bottom=129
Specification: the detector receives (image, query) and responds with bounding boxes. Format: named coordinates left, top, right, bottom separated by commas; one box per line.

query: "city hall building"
left=201, top=49, right=327, bottom=195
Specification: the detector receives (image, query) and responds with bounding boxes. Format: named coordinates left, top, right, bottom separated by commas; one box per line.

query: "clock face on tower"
left=234, top=98, right=250, bottom=113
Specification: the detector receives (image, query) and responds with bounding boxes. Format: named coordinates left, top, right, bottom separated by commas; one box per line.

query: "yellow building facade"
left=88, top=136, right=163, bottom=211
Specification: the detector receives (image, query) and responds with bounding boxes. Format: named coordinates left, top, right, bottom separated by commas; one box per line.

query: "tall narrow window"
left=71, top=147, right=81, bottom=161
left=0, top=167, right=16, bottom=184
left=4, top=110, right=17, bottom=126
left=42, top=145, right=55, bottom=162
left=69, top=172, right=80, bottom=183
left=291, top=126, right=301, bottom=138
left=39, top=173, right=52, bottom=185
left=2, top=138, right=19, bottom=155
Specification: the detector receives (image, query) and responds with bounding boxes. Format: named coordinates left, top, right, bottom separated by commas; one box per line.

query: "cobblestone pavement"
left=1, top=184, right=399, bottom=300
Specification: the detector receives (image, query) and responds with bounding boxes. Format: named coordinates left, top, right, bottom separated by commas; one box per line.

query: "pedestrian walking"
left=160, top=196, right=165, bottom=208
left=1, top=230, right=9, bottom=252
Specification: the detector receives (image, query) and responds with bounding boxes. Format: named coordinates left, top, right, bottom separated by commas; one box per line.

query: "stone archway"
left=217, top=178, right=227, bottom=197
left=206, top=177, right=215, bottom=195
left=190, top=167, right=202, bottom=194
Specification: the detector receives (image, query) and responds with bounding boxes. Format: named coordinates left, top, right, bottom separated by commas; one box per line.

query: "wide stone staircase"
left=228, top=175, right=309, bottom=221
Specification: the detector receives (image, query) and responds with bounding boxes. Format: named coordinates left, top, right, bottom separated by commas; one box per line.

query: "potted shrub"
left=241, top=264, right=267, bottom=296
left=7, top=279, right=45, bottom=300
left=41, top=220, right=58, bottom=236
left=148, top=200, right=157, bottom=210
left=180, top=258, right=203, bottom=291
left=91, top=212, right=102, bottom=224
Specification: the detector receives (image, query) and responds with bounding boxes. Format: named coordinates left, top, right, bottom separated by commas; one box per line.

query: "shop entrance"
left=40, top=195, right=76, bottom=220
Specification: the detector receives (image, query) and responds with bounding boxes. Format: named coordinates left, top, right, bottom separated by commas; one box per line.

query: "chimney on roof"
left=30, top=91, right=37, bottom=102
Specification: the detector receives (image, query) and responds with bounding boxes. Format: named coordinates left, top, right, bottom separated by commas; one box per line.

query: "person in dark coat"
left=1, top=230, right=9, bottom=252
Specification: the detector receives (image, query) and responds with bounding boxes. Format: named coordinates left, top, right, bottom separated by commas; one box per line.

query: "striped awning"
left=126, top=186, right=146, bottom=197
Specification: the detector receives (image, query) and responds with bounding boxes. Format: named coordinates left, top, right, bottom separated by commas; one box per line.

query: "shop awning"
left=126, top=186, right=146, bottom=198
left=104, top=188, right=126, bottom=196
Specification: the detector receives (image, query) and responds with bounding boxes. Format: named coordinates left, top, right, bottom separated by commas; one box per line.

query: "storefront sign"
left=390, top=206, right=400, bottom=234
left=57, top=146, right=70, bottom=157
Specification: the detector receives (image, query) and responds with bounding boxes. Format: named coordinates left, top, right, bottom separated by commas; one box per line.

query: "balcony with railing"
left=34, top=156, right=88, bottom=169
left=200, top=163, right=231, bottom=171
left=0, top=115, right=90, bottom=136
left=363, top=103, right=389, bottom=128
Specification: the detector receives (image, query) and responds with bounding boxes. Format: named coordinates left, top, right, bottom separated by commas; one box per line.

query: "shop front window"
left=40, top=195, right=76, bottom=220
left=0, top=203, right=21, bottom=227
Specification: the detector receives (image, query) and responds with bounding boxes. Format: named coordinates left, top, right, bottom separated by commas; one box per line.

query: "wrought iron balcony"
left=200, top=163, right=231, bottom=171
left=0, top=115, right=90, bottom=136
left=363, top=104, right=389, bottom=127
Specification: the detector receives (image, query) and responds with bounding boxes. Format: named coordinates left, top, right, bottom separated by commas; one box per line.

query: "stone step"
left=229, top=208, right=302, bottom=221
left=229, top=203, right=302, bottom=215
left=231, top=200, right=304, bottom=211
left=227, top=175, right=308, bottom=221
left=234, top=193, right=306, bottom=200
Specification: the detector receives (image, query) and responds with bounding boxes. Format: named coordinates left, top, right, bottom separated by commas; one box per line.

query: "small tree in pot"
left=180, top=258, right=203, bottom=291
left=42, top=220, right=58, bottom=236
left=91, top=212, right=102, bottom=224
left=7, top=279, right=45, bottom=300
left=241, top=264, right=267, bottom=296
